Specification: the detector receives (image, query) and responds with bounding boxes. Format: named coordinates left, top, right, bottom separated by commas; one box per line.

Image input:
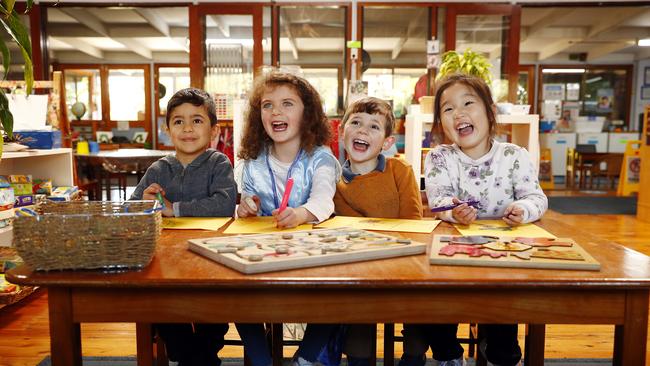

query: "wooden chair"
left=565, top=148, right=578, bottom=189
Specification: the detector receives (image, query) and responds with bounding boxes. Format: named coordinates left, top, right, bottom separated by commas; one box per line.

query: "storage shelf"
left=0, top=148, right=73, bottom=187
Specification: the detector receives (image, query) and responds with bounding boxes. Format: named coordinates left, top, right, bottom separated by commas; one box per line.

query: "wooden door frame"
left=446, top=3, right=521, bottom=102
left=54, top=63, right=152, bottom=143
left=189, top=3, right=264, bottom=88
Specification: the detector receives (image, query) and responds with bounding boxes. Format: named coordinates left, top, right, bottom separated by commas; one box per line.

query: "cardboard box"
left=14, top=130, right=62, bottom=149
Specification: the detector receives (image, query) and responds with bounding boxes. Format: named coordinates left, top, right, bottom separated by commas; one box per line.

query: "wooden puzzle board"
left=429, top=235, right=600, bottom=271
left=188, top=227, right=426, bottom=274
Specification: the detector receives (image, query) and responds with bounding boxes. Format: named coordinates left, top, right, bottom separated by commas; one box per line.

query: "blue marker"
left=430, top=199, right=480, bottom=213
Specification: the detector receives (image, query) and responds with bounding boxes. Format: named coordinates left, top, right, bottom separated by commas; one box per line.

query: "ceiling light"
left=542, top=68, right=586, bottom=74
left=638, top=38, right=650, bottom=47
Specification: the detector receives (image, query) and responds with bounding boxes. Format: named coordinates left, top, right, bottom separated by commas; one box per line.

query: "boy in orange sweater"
left=333, top=97, right=422, bottom=366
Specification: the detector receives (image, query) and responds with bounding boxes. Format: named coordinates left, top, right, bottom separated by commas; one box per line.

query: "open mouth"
left=272, top=121, right=288, bottom=132
left=456, top=123, right=474, bottom=136
left=352, top=138, right=370, bottom=152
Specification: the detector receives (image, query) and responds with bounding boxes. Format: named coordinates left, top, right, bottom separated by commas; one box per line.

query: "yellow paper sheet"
left=162, top=217, right=231, bottom=231
left=223, top=216, right=312, bottom=234
left=316, top=216, right=441, bottom=233
left=454, top=220, right=556, bottom=238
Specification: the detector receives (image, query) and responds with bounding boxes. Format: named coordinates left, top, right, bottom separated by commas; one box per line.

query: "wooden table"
left=7, top=218, right=650, bottom=366
left=75, top=149, right=171, bottom=200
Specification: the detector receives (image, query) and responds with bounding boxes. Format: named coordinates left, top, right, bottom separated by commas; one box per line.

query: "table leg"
left=48, top=288, right=82, bottom=366
left=524, top=324, right=545, bottom=366
left=613, top=290, right=649, bottom=366
left=136, top=323, right=154, bottom=366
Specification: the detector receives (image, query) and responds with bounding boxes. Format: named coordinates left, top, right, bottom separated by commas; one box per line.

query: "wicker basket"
left=0, top=286, right=36, bottom=307
left=13, top=201, right=162, bottom=271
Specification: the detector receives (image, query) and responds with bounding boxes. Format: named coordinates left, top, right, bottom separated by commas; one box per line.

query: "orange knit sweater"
left=333, top=157, right=423, bottom=219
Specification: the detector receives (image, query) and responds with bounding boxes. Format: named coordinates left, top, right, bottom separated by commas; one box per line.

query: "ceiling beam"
left=538, top=38, right=581, bottom=60
left=59, top=8, right=153, bottom=60
left=135, top=8, right=188, bottom=53
left=280, top=10, right=299, bottom=60
left=209, top=15, right=230, bottom=38
left=523, top=8, right=574, bottom=42
left=51, top=37, right=104, bottom=59
left=391, top=11, right=424, bottom=60
left=587, top=8, right=639, bottom=38
left=135, top=8, right=169, bottom=37
left=587, top=41, right=635, bottom=61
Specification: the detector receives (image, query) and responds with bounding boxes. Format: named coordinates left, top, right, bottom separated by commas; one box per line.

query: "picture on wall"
left=96, top=131, right=113, bottom=144
left=132, top=131, right=148, bottom=144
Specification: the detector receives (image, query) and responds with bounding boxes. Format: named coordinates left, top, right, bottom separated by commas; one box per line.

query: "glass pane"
left=363, top=7, right=428, bottom=69
left=583, top=68, right=628, bottom=125
left=108, top=68, right=146, bottom=121
left=279, top=6, right=346, bottom=116
left=456, top=14, right=510, bottom=101
left=158, top=67, right=191, bottom=115
left=362, top=68, right=425, bottom=118
left=64, top=69, right=102, bottom=121
left=517, top=71, right=529, bottom=105
left=204, top=14, right=254, bottom=119
left=303, top=68, right=339, bottom=116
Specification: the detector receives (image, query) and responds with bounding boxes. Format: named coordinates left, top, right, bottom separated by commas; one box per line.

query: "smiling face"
left=342, top=112, right=394, bottom=174
left=439, top=83, right=495, bottom=159
left=168, top=103, right=218, bottom=165
left=260, top=85, right=305, bottom=157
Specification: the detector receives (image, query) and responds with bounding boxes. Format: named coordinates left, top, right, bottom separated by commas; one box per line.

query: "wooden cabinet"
left=0, top=148, right=74, bottom=186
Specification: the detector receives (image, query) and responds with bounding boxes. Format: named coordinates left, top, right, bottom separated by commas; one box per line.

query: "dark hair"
left=238, top=70, right=332, bottom=160
left=166, top=87, right=218, bottom=128
left=431, top=73, right=497, bottom=140
left=341, top=97, right=395, bottom=138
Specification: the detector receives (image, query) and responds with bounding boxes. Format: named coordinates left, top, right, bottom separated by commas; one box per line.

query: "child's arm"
left=424, top=148, right=465, bottom=223
left=142, top=183, right=173, bottom=217
left=508, top=148, right=548, bottom=224
left=394, top=159, right=423, bottom=219
left=175, top=154, right=238, bottom=217
left=237, top=195, right=260, bottom=218
left=333, top=185, right=364, bottom=217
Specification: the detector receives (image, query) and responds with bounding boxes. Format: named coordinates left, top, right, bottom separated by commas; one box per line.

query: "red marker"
left=278, top=177, right=294, bottom=213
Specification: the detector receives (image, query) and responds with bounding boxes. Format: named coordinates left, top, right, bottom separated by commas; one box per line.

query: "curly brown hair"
left=238, top=70, right=332, bottom=160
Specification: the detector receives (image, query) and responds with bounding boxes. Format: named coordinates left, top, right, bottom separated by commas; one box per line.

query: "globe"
left=71, top=102, right=86, bottom=120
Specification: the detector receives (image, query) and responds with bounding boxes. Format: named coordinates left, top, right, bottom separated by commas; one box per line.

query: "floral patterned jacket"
left=424, top=140, right=547, bottom=223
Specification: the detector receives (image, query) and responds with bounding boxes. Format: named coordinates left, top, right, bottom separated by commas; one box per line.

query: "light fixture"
left=638, top=38, right=650, bottom=47
left=542, top=68, right=586, bottom=74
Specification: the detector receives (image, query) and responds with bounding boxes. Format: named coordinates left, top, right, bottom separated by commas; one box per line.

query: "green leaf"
left=3, top=0, right=16, bottom=15
left=24, top=0, right=33, bottom=12
left=0, top=90, right=13, bottom=137
left=0, top=36, right=10, bottom=80
left=0, top=9, right=33, bottom=94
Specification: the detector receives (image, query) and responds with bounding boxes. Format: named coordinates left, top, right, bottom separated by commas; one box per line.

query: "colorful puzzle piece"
left=512, top=237, right=573, bottom=247
left=482, top=241, right=532, bottom=252
left=438, top=244, right=506, bottom=258
left=439, top=235, right=498, bottom=245
left=530, top=248, right=584, bottom=261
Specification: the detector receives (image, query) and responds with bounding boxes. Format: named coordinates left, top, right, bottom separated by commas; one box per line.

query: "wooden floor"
left=1, top=192, right=650, bottom=366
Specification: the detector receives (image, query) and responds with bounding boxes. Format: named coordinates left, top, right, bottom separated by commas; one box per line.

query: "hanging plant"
left=0, top=0, right=34, bottom=141
left=436, top=48, right=492, bottom=85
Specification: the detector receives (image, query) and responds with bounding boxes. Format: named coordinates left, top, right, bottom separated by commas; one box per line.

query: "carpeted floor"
left=548, top=196, right=637, bottom=215
left=36, top=356, right=613, bottom=366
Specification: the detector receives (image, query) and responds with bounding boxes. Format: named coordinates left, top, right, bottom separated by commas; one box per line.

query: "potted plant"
left=0, top=0, right=35, bottom=154
left=436, top=48, right=492, bottom=85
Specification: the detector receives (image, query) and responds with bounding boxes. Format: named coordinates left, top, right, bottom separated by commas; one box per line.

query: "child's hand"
left=272, top=207, right=310, bottom=229
left=237, top=195, right=260, bottom=217
left=451, top=197, right=477, bottom=225
left=503, top=204, right=524, bottom=226
left=142, top=183, right=173, bottom=217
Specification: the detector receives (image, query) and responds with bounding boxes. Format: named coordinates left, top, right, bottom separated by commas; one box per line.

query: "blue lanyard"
left=265, top=149, right=303, bottom=209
